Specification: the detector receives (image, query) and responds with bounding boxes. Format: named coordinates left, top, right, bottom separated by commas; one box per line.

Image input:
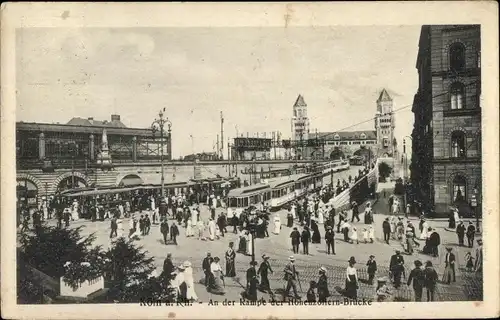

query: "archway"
left=56, top=175, right=88, bottom=193
left=353, top=147, right=374, bottom=162
left=329, top=147, right=345, bottom=160
left=118, top=174, right=144, bottom=187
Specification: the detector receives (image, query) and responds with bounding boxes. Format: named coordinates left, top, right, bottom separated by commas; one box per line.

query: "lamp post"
left=151, top=108, right=172, bottom=198
left=402, top=136, right=413, bottom=217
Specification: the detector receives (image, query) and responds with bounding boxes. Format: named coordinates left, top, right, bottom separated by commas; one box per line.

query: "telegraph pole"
left=216, top=134, right=220, bottom=160
left=220, top=111, right=224, bottom=160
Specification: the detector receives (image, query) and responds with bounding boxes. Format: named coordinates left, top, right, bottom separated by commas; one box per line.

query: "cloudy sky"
left=16, top=26, right=421, bottom=158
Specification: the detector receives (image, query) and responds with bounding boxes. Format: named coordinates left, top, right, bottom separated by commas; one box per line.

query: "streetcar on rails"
left=226, top=171, right=324, bottom=216
left=317, top=159, right=350, bottom=174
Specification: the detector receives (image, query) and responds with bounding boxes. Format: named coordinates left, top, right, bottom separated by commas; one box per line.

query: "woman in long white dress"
left=246, top=231, right=253, bottom=256
left=183, top=261, right=198, bottom=301
left=71, top=200, right=79, bottom=221
left=150, top=196, right=156, bottom=211
left=318, top=206, right=325, bottom=224
left=196, top=219, right=205, bottom=240
left=419, top=220, right=430, bottom=240
left=291, top=203, right=296, bottom=220
left=191, top=208, right=198, bottom=226
left=273, top=213, right=281, bottom=235
left=208, top=218, right=216, bottom=241
left=186, top=219, right=194, bottom=237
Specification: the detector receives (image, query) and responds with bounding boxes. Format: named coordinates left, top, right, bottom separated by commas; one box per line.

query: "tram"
left=226, top=172, right=324, bottom=215
left=317, top=160, right=350, bottom=174
left=226, top=183, right=271, bottom=218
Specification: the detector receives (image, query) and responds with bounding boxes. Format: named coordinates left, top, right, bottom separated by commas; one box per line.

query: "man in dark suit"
left=466, top=221, right=476, bottom=248
left=317, top=267, right=330, bottom=302
left=389, top=250, right=405, bottom=288
left=160, top=218, right=169, bottom=244
left=202, top=252, right=214, bottom=288
left=325, top=226, right=335, bottom=255
left=283, top=256, right=300, bottom=299
left=407, top=260, right=425, bottom=301
left=382, top=218, right=391, bottom=244
left=162, top=253, right=175, bottom=284
left=301, top=226, right=311, bottom=255
left=170, top=221, right=179, bottom=245
left=456, top=221, right=466, bottom=246
left=351, top=201, right=360, bottom=222
left=290, top=227, right=301, bottom=254
left=443, top=247, right=456, bottom=284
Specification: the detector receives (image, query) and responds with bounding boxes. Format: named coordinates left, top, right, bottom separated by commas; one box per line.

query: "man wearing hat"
left=389, top=250, right=405, bottom=288
left=258, top=254, right=273, bottom=293
left=290, top=227, right=301, bottom=254
left=407, top=260, right=425, bottom=301
left=283, top=256, right=300, bottom=299
left=202, top=252, right=214, bottom=288
left=301, top=226, right=311, bottom=255
left=351, top=201, right=360, bottom=223
left=317, top=267, right=330, bottom=302
left=456, top=220, right=466, bottom=246
left=246, top=260, right=259, bottom=301
left=163, top=253, right=175, bottom=284
left=366, top=255, right=377, bottom=285
left=423, top=261, right=438, bottom=301
left=325, top=226, right=336, bottom=255
left=443, top=247, right=456, bottom=284
left=466, top=221, right=476, bottom=248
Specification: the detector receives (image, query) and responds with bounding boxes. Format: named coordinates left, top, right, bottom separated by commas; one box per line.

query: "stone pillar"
left=89, top=134, right=95, bottom=161
left=132, top=136, right=137, bottom=162
left=38, top=133, right=45, bottom=160
left=167, top=129, right=172, bottom=161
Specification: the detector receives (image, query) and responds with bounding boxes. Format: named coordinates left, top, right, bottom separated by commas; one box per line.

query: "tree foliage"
left=19, top=225, right=175, bottom=303
left=19, top=223, right=98, bottom=280
left=394, top=178, right=405, bottom=195
left=378, top=162, right=392, bottom=181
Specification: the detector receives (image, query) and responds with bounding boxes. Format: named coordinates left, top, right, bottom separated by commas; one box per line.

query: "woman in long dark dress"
left=345, top=257, right=359, bottom=299
left=225, top=242, right=236, bottom=277
left=311, top=219, right=321, bottom=244
left=237, top=228, right=247, bottom=253
left=448, top=210, right=456, bottom=229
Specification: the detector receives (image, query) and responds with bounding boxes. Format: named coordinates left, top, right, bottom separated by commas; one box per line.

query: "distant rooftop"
left=66, top=114, right=127, bottom=128
left=316, top=130, right=377, bottom=141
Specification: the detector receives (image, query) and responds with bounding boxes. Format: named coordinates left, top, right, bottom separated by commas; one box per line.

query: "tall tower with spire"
left=291, top=94, right=310, bottom=142
left=375, top=88, right=396, bottom=157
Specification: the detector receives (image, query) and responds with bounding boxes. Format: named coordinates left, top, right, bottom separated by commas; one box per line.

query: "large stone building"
left=16, top=114, right=172, bottom=205
left=410, top=25, right=481, bottom=216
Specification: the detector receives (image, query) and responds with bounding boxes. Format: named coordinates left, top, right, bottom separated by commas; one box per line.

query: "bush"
left=378, top=162, right=392, bottom=182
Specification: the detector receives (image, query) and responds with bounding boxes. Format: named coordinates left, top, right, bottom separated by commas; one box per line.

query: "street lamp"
left=151, top=108, right=172, bottom=198
left=402, top=136, right=413, bottom=217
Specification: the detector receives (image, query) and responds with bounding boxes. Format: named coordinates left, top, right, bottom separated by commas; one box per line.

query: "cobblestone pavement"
left=38, top=168, right=482, bottom=302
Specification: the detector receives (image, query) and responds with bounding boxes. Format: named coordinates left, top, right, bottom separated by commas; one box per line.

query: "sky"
left=16, top=26, right=421, bottom=158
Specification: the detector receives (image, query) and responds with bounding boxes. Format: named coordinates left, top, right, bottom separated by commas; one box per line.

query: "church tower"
left=374, top=89, right=396, bottom=157
left=291, top=94, right=310, bottom=142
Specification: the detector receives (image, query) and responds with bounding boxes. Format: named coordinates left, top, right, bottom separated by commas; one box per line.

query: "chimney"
left=111, top=114, right=121, bottom=121
left=88, top=117, right=94, bottom=120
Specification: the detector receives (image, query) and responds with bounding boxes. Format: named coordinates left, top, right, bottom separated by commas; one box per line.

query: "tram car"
left=226, top=183, right=271, bottom=218
left=318, top=160, right=350, bottom=174
left=226, top=172, right=325, bottom=215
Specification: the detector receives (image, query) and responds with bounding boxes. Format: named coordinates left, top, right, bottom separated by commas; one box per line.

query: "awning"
left=120, top=175, right=144, bottom=186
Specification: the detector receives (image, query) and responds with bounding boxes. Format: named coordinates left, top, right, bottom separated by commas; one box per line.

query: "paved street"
left=43, top=170, right=482, bottom=302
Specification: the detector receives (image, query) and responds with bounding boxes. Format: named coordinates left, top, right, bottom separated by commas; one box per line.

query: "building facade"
left=231, top=137, right=272, bottom=160
left=16, top=114, right=172, bottom=205
left=411, top=25, right=481, bottom=216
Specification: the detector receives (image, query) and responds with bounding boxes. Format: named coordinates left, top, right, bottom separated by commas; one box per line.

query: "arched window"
left=451, top=131, right=466, bottom=158
left=449, top=42, right=466, bottom=72
left=452, top=174, right=467, bottom=203
left=360, top=133, right=366, bottom=139
left=450, top=82, right=465, bottom=110
left=334, top=134, right=340, bottom=140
